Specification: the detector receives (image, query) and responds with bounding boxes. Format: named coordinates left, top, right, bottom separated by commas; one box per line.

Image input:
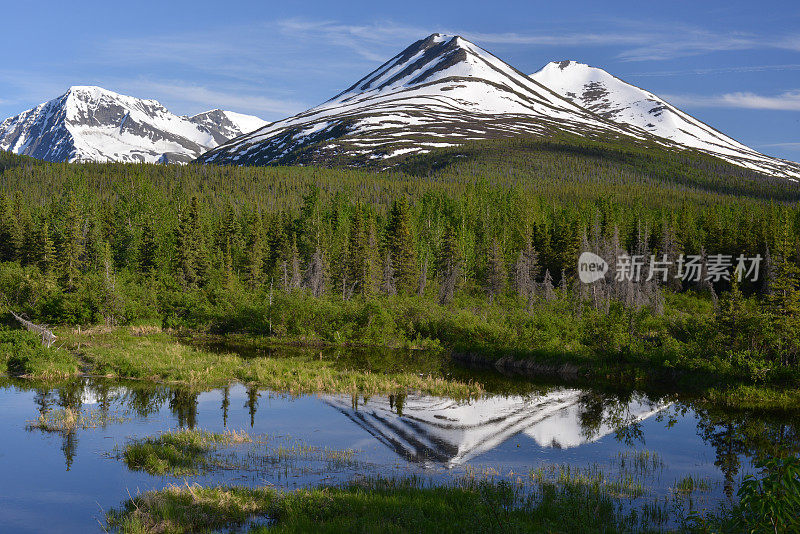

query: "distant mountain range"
left=0, top=86, right=266, bottom=163
left=2, top=34, right=798, bottom=179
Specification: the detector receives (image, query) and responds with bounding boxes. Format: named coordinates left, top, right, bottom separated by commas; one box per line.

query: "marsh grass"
left=121, top=430, right=359, bottom=479
left=59, top=327, right=484, bottom=398
left=615, top=450, right=665, bottom=477
left=250, top=440, right=359, bottom=472
left=105, top=471, right=695, bottom=534
left=672, top=475, right=713, bottom=496
left=122, top=429, right=259, bottom=476
left=529, top=463, right=648, bottom=500
left=105, top=483, right=276, bottom=534
left=26, top=407, right=128, bottom=432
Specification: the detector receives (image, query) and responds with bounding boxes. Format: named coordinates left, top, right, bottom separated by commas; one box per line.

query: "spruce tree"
left=220, top=205, right=240, bottom=271
left=223, top=236, right=235, bottom=288
left=289, top=237, right=302, bottom=290
left=486, top=237, right=506, bottom=300
left=61, top=193, right=83, bottom=290
left=244, top=214, right=265, bottom=289
left=346, top=206, right=377, bottom=295
left=138, top=218, right=158, bottom=274
left=0, top=195, right=22, bottom=262
left=99, top=241, right=123, bottom=325
left=766, top=213, right=800, bottom=363
left=437, top=223, right=462, bottom=305
left=82, top=209, right=104, bottom=272
left=382, top=252, right=397, bottom=296
left=386, top=198, right=417, bottom=293
left=37, top=221, right=56, bottom=280
left=296, top=186, right=322, bottom=261
left=175, top=197, right=207, bottom=288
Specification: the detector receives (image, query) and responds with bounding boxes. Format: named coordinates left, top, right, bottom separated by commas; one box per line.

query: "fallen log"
left=7, top=308, right=57, bottom=348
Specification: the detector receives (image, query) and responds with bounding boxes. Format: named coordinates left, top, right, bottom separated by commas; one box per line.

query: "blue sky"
left=1, top=0, right=798, bottom=160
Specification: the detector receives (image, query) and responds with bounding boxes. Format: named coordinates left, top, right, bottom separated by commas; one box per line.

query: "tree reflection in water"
left=10, top=377, right=800, bottom=483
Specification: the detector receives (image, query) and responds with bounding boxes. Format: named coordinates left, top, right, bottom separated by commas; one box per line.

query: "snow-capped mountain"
left=0, top=86, right=265, bottom=164
left=187, top=109, right=268, bottom=145
left=531, top=61, right=799, bottom=179
left=198, top=33, right=643, bottom=166
left=324, top=390, right=666, bottom=467
left=198, top=34, right=799, bottom=179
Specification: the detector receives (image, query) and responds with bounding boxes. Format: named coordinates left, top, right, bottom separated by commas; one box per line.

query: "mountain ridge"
left=2, top=35, right=798, bottom=179
left=197, top=34, right=799, bottom=180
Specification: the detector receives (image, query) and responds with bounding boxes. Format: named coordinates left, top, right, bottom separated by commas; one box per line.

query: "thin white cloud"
left=662, top=90, right=800, bottom=111
left=118, top=80, right=306, bottom=116
left=98, top=18, right=800, bottom=78
left=760, top=142, right=800, bottom=149
left=617, top=32, right=761, bottom=61
left=625, top=64, right=800, bottom=77
left=459, top=30, right=651, bottom=47
left=275, top=19, right=425, bottom=62
left=270, top=19, right=800, bottom=63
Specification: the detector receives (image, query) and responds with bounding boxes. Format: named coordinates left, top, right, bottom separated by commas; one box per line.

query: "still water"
left=0, top=376, right=797, bottom=532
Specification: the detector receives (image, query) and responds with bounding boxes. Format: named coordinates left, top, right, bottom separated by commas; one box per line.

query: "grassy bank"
left=50, top=325, right=483, bottom=398
left=0, top=327, right=79, bottom=379
left=3, top=315, right=800, bottom=410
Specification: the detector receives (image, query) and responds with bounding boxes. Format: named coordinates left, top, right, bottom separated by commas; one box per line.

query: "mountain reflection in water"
left=323, top=390, right=667, bottom=467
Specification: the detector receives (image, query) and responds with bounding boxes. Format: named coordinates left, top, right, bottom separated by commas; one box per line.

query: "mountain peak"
left=332, top=33, right=486, bottom=97
left=200, top=34, right=623, bottom=166
left=0, top=87, right=265, bottom=163
left=63, top=85, right=157, bottom=105
left=530, top=62, right=800, bottom=177
left=66, top=85, right=115, bottom=94
left=549, top=60, right=590, bottom=71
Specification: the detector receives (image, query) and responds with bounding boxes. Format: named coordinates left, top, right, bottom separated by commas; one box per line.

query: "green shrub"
left=0, top=328, right=77, bottom=378
left=736, top=456, right=800, bottom=533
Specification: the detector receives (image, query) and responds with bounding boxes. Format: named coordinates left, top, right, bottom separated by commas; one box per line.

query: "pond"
left=0, top=375, right=797, bottom=532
